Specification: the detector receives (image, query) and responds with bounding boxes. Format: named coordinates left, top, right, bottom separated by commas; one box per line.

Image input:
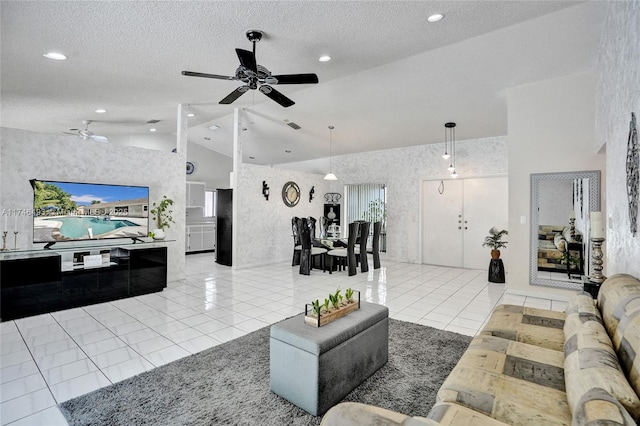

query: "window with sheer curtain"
left=345, top=183, right=386, bottom=227
left=204, top=190, right=216, bottom=217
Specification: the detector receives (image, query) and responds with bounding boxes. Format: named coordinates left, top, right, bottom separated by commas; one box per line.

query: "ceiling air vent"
left=287, top=122, right=301, bottom=130
left=146, top=119, right=161, bottom=124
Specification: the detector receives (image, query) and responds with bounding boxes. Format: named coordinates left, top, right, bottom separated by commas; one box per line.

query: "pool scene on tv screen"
left=32, top=180, right=149, bottom=243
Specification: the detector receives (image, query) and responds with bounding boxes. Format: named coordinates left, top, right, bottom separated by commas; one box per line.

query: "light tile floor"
left=0, top=253, right=568, bottom=425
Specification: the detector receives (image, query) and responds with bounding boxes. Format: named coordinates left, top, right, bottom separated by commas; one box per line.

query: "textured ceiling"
left=1, top=1, right=602, bottom=166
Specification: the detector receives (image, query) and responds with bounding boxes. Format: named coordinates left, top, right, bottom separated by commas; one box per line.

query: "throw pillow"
left=564, top=320, right=640, bottom=421
left=554, top=233, right=566, bottom=252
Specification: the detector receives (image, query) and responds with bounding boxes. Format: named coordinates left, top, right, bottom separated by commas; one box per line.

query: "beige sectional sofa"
left=321, top=274, right=640, bottom=425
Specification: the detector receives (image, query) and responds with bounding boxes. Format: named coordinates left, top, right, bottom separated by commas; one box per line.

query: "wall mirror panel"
left=530, top=170, right=600, bottom=290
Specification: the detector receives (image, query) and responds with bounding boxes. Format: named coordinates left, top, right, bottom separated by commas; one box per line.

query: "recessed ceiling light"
left=427, top=13, right=444, bottom=23
left=149, top=128, right=157, bottom=132
left=319, top=55, right=331, bottom=62
left=208, top=124, right=220, bottom=130
left=43, top=52, right=67, bottom=61
left=187, top=113, right=195, bottom=117
left=95, top=109, right=106, bottom=114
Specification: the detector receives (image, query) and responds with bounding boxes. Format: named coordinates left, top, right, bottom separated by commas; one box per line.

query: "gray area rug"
left=59, top=319, right=472, bottom=425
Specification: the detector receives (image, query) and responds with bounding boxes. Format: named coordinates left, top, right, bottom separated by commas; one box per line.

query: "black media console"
left=0, top=243, right=167, bottom=321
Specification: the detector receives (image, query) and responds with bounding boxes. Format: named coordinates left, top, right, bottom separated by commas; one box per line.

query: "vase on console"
left=151, top=229, right=165, bottom=240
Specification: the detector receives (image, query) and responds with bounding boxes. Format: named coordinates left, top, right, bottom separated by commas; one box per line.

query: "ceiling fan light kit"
left=181, top=30, right=319, bottom=107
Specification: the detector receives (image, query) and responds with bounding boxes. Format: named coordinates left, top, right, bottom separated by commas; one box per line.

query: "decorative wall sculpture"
left=627, top=112, right=638, bottom=236
left=324, top=193, right=341, bottom=204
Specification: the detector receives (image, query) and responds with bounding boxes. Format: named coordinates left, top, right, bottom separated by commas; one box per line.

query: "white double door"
left=422, top=176, right=508, bottom=270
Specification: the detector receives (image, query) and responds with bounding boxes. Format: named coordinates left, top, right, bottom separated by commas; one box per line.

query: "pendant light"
left=324, top=125, right=338, bottom=180
left=444, top=122, right=458, bottom=177
left=442, top=123, right=451, bottom=160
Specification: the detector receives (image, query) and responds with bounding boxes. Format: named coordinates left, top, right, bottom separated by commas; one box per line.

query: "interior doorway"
left=422, top=176, right=508, bottom=270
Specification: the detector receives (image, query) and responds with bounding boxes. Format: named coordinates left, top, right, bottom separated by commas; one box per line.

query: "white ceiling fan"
left=64, top=120, right=108, bottom=142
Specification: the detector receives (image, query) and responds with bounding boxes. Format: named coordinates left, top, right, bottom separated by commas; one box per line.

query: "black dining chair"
left=291, top=217, right=302, bottom=266
left=354, top=221, right=370, bottom=273
left=327, top=221, right=359, bottom=276
left=371, top=221, right=382, bottom=269
left=299, top=217, right=327, bottom=275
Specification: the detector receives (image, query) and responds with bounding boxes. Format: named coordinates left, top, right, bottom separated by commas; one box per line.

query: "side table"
left=488, top=259, right=505, bottom=283
left=583, top=277, right=602, bottom=299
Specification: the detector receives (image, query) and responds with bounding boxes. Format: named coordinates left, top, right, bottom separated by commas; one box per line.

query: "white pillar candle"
left=591, top=211, right=604, bottom=238
left=569, top=211, right=576, bottom=219
left=14, top=214, right=17, bottom=230
left=3, top=215, right=6, bottom=232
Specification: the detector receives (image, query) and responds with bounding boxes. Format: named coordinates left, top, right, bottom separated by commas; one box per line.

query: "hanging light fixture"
left=442, top=124, right=451, bottom=160
left=444, top=122, right=458, bottom=177
left=324, top=125, right=338, bottom=180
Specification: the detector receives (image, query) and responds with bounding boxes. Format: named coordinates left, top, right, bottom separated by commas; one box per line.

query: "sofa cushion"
left=479, top=304, right=565, bottom=351
left=564, top=319, right=640, bottom=421
left=597, top=274, right=640, bottom=397
left=318, top=402, right=437, bottom=426
left=436, top=335, right=571, bottom=425
left=571, top=387, right=637, bottom=426
left=426, top=402, right=510, bottom=425
left=564, top=291, right=604, bottom=338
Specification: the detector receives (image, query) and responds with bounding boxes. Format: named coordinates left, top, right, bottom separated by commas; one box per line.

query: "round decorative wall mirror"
left=282, top=181, right=300, bottom=207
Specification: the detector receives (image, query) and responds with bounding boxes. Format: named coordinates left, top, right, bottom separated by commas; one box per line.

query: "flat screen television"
left=30, top=179, right=149, bottom=246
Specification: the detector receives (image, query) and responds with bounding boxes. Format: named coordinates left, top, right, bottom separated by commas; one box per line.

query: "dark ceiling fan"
left=182, top=30, right=319, bottom=108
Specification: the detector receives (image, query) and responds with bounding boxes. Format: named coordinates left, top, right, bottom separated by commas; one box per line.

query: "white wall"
left=596, top=1, right=640, bottom=278
left=107, top=133, right=176, bottom=152
left=321, top=136, right=508, bottom=264
left=506, top=72, right=606, bottom=296
left=186, top=141, right=233, bottom=190
left=234, top=135, right=507, bottom=269
left=0, top=127, right=186, bottom=281
left=234, top=163, right=329, bottom=269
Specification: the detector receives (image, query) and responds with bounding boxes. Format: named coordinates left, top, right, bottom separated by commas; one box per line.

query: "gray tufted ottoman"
left=269, top=302, right=389, bottom=416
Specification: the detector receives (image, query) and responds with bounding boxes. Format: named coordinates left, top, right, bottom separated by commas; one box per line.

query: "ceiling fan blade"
left=219, top=85, right=250, bottom=105
left=270, top=73, right=319, bottom=85
left=182, top=71, right=236, bottom=81
left=236, top=49, right=258, bottom=75
left=259, top=85, right=295, bottom=108
left=91, top=135, right=109, bottom=143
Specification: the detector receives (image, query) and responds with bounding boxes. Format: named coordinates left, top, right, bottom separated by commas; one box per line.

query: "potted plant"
left=149, top=195, right=174, bottom=240
left=562, top=251, right=581, bottom=277
left=482, top=227, right=508, bottom=259
left=305, top=288, right=359, bottom=327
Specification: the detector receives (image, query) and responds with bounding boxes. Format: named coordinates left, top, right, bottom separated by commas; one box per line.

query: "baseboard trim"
left=505, top=287, right=573, bottom=302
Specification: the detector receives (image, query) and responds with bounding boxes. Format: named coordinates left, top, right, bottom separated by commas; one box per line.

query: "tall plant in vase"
left=482, top=227, right=508, bottom=259
left=149, top=195, right=174, bottom=240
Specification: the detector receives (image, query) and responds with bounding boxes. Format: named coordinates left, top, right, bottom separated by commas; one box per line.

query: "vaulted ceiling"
left=1, top=1, right=602, bottom=166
